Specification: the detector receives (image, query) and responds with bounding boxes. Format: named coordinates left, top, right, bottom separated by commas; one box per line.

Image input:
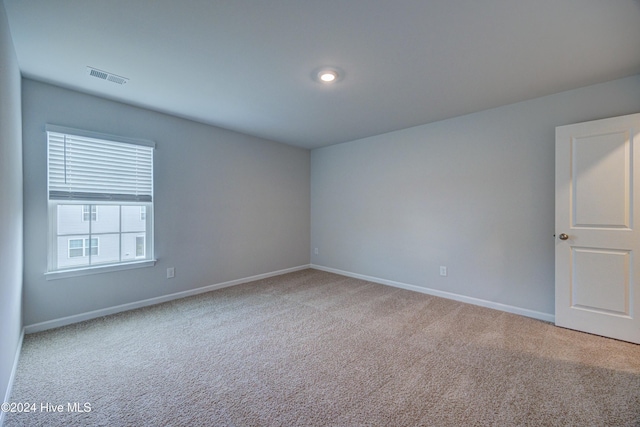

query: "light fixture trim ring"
left=313, top=66, right=344, bottom=84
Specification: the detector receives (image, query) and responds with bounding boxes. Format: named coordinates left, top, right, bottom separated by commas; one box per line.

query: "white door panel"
left=572, top=130, right=630, bottom=228
left=555, top=113, right=640, bottom=344
left=571, top=248, right=630, bottom=315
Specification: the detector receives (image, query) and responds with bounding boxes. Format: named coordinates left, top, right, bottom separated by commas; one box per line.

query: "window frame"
left=135, top=235, right=145, bottom=258
left=82, top=205, right=97, bottom=222
left=86, top=237, right=99, bottom=256
left=45, top=125, right=156, bottom=280
left=67, top=236, right=100, bottom=258
left=68, top=238, right=85, bottom=258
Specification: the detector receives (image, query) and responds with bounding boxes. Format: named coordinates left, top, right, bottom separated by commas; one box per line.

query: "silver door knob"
left=559, top=233, right=569, bottom=240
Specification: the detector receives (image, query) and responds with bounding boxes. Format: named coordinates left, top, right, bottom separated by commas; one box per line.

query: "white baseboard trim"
left=310, top=264, right=555, bottom=323
left=24, top=264, right=311, bottom=334
left=1, top=327, right=25, bottom=427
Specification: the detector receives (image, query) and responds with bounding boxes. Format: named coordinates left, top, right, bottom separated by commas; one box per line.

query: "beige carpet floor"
left=5, top=269, right=640, bottom=426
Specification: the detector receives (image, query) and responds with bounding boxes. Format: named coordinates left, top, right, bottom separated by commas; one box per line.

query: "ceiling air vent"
left=86, top=67, right=129, bottom=85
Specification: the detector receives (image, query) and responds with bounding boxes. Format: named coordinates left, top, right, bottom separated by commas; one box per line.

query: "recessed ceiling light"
left=319, top=70, right=338, bottom=83
left=314, top=67, right=342, bottom=84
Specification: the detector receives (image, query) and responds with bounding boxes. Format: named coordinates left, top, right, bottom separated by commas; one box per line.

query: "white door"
left=555, top=113, right=640, bottom=344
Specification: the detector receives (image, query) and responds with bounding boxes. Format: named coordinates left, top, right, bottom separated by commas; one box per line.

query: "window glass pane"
left=69, top=238, right=84, bottom=258
left=82, top=205, right=97, bottom=222
left=54, top=204, right=152, bottom=270
left=69, top=248, right=83, bottom=258
left=58, top=205, right=90, bottom=235
left=136, top=236, right=145, bottom=257
left=85, top=238, right=99, bottom=256
left=121, top=233, right=145, bottom=261
left=122, top=205, right=146, bottom=232
left=92, top=205, right=120, bottom=234
left=61, top=236, right=90, bottom=268
left=88, top=234, right=119, bottom=265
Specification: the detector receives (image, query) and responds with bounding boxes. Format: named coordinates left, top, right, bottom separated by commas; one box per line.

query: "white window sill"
left=45, top=259, right=156, bottom=280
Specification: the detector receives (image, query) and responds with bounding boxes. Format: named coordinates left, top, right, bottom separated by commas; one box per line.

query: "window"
left=68, top=238, right=99, bottom=258
left=47, top=126, right=155, bottom=275
left=68, top=239, right=84, bottom=258
left=82, top=205, right=97, bottom=222
left=136, top=236, right=145, bottom=258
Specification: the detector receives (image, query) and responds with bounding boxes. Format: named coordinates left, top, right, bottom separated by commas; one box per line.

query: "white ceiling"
left=4, top=0, right=640, bottom=149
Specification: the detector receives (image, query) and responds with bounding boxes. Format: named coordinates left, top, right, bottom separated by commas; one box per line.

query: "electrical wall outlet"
left=439, top=266, right=447, bottom=277
left=314, top=248, right=319, bottom=255
left=167, top=267, right=175, bottom=279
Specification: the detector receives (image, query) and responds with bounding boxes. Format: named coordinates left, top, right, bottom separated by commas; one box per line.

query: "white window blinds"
left=47, top=128, right=153, bottom=202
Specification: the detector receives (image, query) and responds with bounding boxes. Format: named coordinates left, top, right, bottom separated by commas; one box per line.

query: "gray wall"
left=23, top=79, right=310, bottom=326
left=311, top=74, right=640, bottom=317
left=0, top=0, right=23, bottom=406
